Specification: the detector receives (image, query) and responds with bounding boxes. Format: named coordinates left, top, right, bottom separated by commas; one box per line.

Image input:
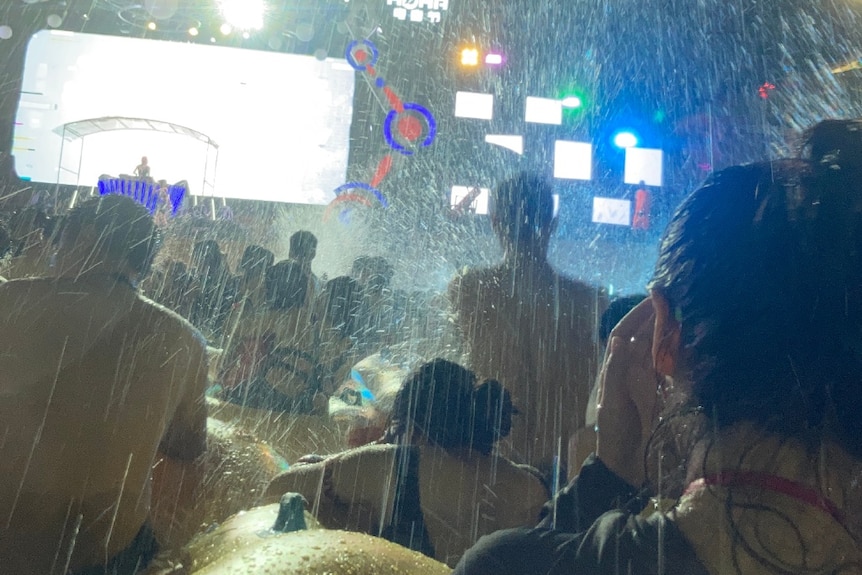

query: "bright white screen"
left=624, top=147, right=663, bottom=186
left=524, top=96, right=562, bottom=125
left=553, top=140, right=593, bottom=180
left=454, top=91, right=494, bottom=120
left=592, top=197, right=632, bottom=226
left=13, top=31, right=355, bottom=204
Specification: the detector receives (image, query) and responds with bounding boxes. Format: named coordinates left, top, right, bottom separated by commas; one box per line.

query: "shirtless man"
left=0, top=195, right=208, bottom=575
left=448, top=173, right=606, bottom=483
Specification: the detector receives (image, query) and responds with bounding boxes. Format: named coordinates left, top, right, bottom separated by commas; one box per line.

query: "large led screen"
left=13, top=31, right=355, bottom=204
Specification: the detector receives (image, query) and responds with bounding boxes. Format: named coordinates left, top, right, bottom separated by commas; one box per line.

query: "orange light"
left=460, top=48, right=479, bottom=66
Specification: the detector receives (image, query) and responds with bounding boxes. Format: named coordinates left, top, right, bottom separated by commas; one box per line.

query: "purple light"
left=485, top=53, right=504, bottom=65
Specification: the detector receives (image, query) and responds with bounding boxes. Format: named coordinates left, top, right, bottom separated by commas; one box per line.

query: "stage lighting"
left=485, top=53, right=503, bottom=65
left=188, top=26, right=199, bottom=36
left=147, top=22, right=157, bottom=31
left=613, top=131, right=638, bottom=149
left=220, top=22, right=232, bottom=35
left=561, top=96, right=582, bottom=108
left=242, top=31, right=250, bottom=39
left=218, top=0, right=264, bottom=31
left=460, top=48, right=479, bottom=66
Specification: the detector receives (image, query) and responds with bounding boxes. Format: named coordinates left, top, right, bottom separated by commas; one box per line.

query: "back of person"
left=264, top=359, right=548, bottom=567
left=0, top=196, right=207, bottom=575
left=450, top=174, right=606, bottom=479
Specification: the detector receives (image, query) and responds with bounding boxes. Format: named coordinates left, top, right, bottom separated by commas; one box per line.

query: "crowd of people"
left=1, top=118, right=861, bottom=574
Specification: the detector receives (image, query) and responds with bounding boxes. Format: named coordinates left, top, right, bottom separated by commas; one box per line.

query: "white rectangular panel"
left=592, top=197, right=632, bottom=226
left=553, top=140, right=593, bottom=180
left=624, top=147, right=663, bottom=187
left=450, top=185, right=490, bottom=215
left=454, top=91, right=494, bottom=120
left=525, top=96, right=562, bottom=125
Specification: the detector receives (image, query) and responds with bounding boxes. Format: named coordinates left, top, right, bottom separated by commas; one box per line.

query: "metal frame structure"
left=52, top=116, right=219, bottom=203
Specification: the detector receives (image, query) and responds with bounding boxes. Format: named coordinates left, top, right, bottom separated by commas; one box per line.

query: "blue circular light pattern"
left=382, top=102, right=437, bottom=156
left=344, top=39, right=379, bottom=70
left=333, top=181, right=389, bottom=208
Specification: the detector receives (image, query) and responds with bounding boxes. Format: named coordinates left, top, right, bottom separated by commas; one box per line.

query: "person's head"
left=55, top=194, right=160, bottom=282
left=265, top=259, right=309, bottom=310
left=239, top=245, right=274, bottom=278
left=316, top=275, right=363, bottom=337
left=288, top=231, right=317, bottom=266
left=141, top=156, right=148, bottom=165
left=351, top=255, right=394, bottom=292
left=190, top=239, right=225, bottom=275
left=647, top=118, right=862, bottom=461
left=489, top=172, right=557, bottom=257
left=385, top=358, right=512, bottom=455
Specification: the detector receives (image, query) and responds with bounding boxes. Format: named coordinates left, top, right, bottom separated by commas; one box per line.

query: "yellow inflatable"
left=184, top=501, right=451, bottom=575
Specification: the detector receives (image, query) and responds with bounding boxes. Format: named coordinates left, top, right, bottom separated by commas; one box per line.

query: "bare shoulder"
left=135, top=292, right=206, bottom=351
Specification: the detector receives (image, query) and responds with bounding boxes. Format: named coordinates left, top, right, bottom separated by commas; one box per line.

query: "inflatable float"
left=155, top=495, right=450, bottom=575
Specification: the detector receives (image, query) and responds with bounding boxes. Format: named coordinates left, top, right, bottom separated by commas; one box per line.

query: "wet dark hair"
left=489, top=172, right=556, bottom=252
left=240, top=244, right=274, bottom=274
left=386, top=359, right=512, bottom=455
left=317, top=275, right=362, bottom=337
left=58, top=195, right=160, bottom=277
left=288, top=230, right=317, bottom=261
left=645, top=120, right=862, bottom=573
left=265, top=260, right=308, bottom=310
left=599, top=294, right=648, bottom=344
left=649, top=120, right=862, bottom=460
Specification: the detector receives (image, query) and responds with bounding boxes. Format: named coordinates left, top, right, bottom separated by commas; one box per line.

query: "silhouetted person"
left=289, top=230, right=321, bottom=298
left=449, top=173, right=606, bottom=483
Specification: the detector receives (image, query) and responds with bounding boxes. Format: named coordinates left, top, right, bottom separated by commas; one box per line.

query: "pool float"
left=184, top=495, right=451, bottom=575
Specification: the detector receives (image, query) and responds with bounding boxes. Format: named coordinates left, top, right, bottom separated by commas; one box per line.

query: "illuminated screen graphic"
left=13, top=31, right=355, bottom=204
left=326, top=38, right=438, bottom=222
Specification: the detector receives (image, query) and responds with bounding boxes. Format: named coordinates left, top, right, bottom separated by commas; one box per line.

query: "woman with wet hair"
left=453, top=119, right=862, bottom=575
left=263, top=358, right=549, bottom=567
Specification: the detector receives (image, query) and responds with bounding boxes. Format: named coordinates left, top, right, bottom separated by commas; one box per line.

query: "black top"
left=452, top=455, right=710, bottom=575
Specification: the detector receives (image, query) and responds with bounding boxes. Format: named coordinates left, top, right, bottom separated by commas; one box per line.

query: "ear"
left=650, top=290, right=681, bottom=377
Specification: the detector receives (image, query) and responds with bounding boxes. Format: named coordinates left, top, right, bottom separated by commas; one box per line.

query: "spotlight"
left=460, top=48, right=479, bottom=66
left=613, top=131, right=639, bottom=149
left=188, top=26, right=199, bottom=36
left=218, top=0, right=264, bottom=30
left=561, top=96, right=582, bottom=108
left=147, top=21, right=157, bottom=31
left=242, top=31, right=250, bottom=39
left=220, top=22, right=232, bottom=35
left=485, top=53, right=504, bottom=65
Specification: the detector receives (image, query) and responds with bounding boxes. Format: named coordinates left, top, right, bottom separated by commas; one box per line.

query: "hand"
left=595, top=297, right=663, bottom=487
